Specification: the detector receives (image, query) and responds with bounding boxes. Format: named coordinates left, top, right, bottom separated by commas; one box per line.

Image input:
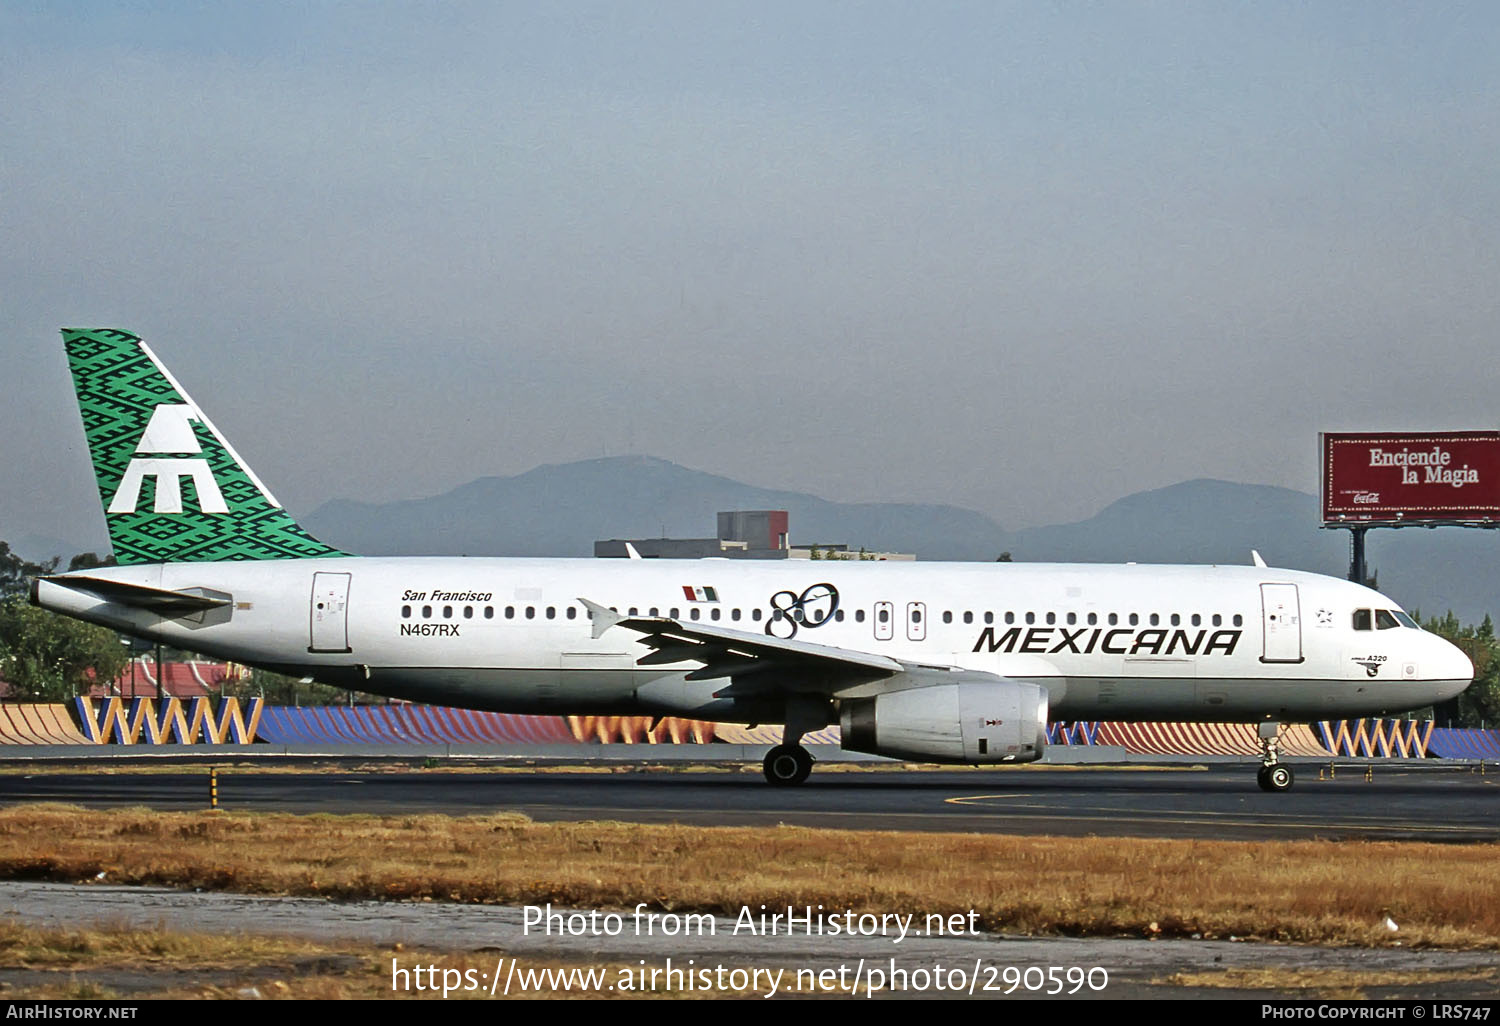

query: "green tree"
left=0, top=542, right=54, bottom=600
left=0, top=598, right=127, bottom=701
left=1422, top=612, right=1500, bottom=728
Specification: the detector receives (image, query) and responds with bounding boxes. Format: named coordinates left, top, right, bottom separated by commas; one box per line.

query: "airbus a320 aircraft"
left=34, top=330, right=1473, bottom=790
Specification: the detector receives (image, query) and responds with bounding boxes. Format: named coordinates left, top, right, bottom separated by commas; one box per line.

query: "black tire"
left=763, top=745, right=813, bottom=786
left=1256, top=766, right=1272, bottom=791
left=1265, top=763, right=1294, bottom=792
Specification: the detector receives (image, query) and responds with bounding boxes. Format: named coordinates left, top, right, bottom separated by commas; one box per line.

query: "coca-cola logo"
left=1352, top=491, right=1380, bottom=504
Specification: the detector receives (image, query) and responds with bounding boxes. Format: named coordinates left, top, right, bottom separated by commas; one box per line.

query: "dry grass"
left=4, top=804, right=1499, bottom=948
left=0, top=921, right=703, bottom=1000
left=1159, top=967, right=1500, bottom=999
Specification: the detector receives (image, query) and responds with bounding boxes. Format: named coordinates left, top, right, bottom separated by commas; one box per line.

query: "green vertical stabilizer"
left=62, top=328, right=349, bottom=564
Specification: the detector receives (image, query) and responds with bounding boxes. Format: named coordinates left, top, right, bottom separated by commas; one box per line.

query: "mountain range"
left=297, top=456, right=1495, bottom=623
left=16, top=455, right=1496, bottom=623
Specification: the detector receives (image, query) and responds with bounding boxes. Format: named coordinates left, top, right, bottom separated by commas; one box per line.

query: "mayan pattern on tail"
left=62, top=328, right=348, bottom=564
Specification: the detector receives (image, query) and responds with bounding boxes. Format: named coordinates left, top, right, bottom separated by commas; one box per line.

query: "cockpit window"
left=1352, top=609, right=1372, bottom=631
left=1392, top=610, right=1419, bottom=629
left=1375, top=609, right=1400, bottom=630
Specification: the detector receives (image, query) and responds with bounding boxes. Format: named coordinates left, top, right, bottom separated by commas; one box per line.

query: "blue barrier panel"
left=1427, top=728, right=1500, bottom=760
left=349, top=705, right=406, bottom=743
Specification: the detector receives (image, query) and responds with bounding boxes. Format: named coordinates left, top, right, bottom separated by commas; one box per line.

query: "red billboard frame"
left=1322, top=432, right=1500, bottom=526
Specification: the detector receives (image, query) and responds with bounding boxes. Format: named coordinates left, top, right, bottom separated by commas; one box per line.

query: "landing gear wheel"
left=763, top=744, right=813, bottom=786
left=1257, top=764, right=1294, bottom=792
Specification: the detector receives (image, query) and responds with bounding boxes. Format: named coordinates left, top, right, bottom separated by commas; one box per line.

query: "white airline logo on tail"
left=107, top=404, right=229, bottom=515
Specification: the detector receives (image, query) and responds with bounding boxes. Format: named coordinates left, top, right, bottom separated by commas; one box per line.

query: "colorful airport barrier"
left=252, top=705, right=579, bottom=745
left=567, top=715, right=718, bottom=744
left=1424, top=727, right=1500, bottom=760
left=0, top=703, right=93, bottom=744
left=1093, top=721, right=1332, bottom=757
left=71, top=697, right=263, bottom=744
left=710, top=723, right=842, bottom=745
left=1047, top=722, right=1100, bottom=745
left=1314, top=719, right=1432, bottom=758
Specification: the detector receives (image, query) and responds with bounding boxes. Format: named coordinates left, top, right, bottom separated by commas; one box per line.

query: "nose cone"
left=1431, top=634, right=1475, bottom=702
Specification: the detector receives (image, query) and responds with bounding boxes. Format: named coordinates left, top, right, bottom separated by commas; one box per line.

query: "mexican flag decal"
left=681, top=585, right=719, bottom=602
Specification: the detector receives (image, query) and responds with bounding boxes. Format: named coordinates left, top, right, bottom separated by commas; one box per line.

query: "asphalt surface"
left=4, top=763, right=1497, bottom=841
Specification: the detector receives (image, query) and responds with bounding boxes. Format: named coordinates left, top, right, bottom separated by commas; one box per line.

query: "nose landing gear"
left=1256, top=721, right=1294, bottom=792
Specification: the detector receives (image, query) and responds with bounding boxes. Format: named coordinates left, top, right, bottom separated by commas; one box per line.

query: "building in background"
left=595, top=510, right=913, bottom=560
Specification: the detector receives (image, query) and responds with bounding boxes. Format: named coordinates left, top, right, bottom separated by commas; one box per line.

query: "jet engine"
left=839, top=681, right=1048, bottom=764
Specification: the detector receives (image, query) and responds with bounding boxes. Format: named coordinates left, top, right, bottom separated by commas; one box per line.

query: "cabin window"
left=546, top=606, right=556, bottom=619
left=854, top=609, right=864, bottom=623
left=711, top=608, right=721, bottom=621
left=1087, top=612, right=1097, bottom=625
left=1046, top=612, right=1056, bottom=625
left=878, top=608, right=890, bottom=624
left=732, top=608, right=742, bottom=621
left=1066, top=612, right=1077, bottom=626
left=753, top=608, right=762, bottom=621
left=1170, top=613, right=1180, bottom=627
left=566, top=607, right=576, bottom=620
left=443, top=605, right=453, bottom=619
left=485, top=606, right=494, bottom=619
left=1129, top=613, right=1139, bottom=626
left=525, top=606, right=535, bottom=619
left=1149, top=613, right=1159, bottom=626
left=1232, top=614, right=1243, bottom=627
left=505, top=606, right=515, bottom=619
left=649, top=607, right=659, bottom=617
left=985, top=612, right=994, bottom=625
left=464, top=606, right=473, bottom=619
left=941, top=611, right=951, bottom=624
left=1005, top=611, right=1015, bottom=624
left=835, top=609, right=845, bottom=622
left=690, top=608, right=701, bottom=621
left=422, top=605, right=432, bottom=618
left=1025, top=612, right=1035, bottom=625
left=1108, top=612, right=1118, bottom=626
left=963, top=611, right=973, bottom=624
left=1211, top=614, right=1221, bottom=627
left=401, top=605, right=411, bottom=618
left=1191, top=614, right=1200, bottom=627
left=670, top=608, right=680, bottom=619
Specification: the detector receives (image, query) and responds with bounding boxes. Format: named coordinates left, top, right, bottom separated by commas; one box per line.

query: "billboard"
left=1322, top=432, right=1500, bottom=526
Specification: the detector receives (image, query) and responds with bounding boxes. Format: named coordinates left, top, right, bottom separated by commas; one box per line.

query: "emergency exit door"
left=310, top=572, right=352, bottom=653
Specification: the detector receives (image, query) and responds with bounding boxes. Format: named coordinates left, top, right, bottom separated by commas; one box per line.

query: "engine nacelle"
left=839, top=681, right=1048, bottom=764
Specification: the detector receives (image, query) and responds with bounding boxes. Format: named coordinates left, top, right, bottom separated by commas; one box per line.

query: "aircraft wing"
left=578, top=597, right=992, bottom=696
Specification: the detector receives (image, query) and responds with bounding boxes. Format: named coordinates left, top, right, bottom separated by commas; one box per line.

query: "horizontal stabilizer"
left=40, top=575, right=232, bottom=617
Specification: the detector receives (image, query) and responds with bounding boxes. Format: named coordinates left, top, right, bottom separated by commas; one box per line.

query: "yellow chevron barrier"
left=72, top=697, right=263, bottom=744
left=1317, top=718, right=1432, bottom=758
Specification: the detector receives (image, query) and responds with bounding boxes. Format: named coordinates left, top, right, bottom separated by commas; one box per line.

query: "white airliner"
left=34, top=330, right=1473, bottom=790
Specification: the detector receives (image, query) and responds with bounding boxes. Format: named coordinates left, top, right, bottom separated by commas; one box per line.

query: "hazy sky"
left=4, top=2, right=1497, bottom=553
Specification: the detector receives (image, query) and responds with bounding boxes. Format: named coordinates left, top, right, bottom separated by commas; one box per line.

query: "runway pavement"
left=3, top=763, right=1495, bottom=841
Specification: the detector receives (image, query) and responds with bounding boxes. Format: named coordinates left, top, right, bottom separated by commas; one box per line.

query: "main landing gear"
left=761, top=696, right=829, bottom=786
left=763, top=744, right=813, bottom=786
left=1256, top=721, right=1294, bottom=792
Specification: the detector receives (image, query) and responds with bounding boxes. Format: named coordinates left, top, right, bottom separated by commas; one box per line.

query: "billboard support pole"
left=1348, top=526, right=1368, bottom=587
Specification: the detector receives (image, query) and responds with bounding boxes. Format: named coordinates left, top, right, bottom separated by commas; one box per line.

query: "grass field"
left=6, top=803, right=1498, bottom=949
